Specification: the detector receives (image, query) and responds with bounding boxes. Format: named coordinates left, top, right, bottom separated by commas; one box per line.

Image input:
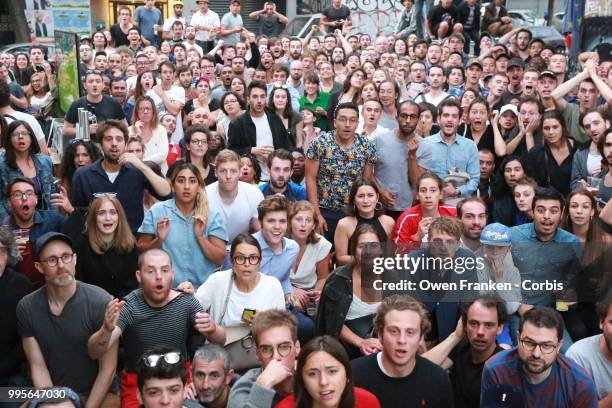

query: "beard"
left=522, top=358, right=554, bottom=374
left=271, top=177, right=288, bottom=190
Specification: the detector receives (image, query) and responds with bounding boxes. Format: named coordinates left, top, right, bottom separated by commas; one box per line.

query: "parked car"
left=526, top=26, right=566, bottom=52
left=507, top=10, right=546, bottom=27
left=283, top=14, right=322, bottom=39
left=0, top=42, right=56, bottom=58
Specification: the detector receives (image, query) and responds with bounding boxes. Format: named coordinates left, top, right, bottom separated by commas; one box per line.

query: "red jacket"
left=392, top=204, right=458, bottom=244
left=276, top=387, right=381, bottom=408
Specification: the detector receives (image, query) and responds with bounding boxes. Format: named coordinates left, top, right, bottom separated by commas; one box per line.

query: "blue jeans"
left=288, top=305, right=315, bottom=344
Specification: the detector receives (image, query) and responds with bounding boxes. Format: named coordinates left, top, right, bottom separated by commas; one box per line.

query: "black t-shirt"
left=110, top=24, right=130, bottom=47
left=428, top=4, right=459, bottom=28
left=183, top=98, right=220, bottom=115
left=65, top=95, right=126, bottom=125
left=449, top=339, right=504, bottom=408
left=352, top=353, right=453, bottom=407
left=322, top=5, right=351, bottom=32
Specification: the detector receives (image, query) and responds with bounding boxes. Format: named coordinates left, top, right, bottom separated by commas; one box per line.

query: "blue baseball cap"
left=480, top=223, right=511, bottom=246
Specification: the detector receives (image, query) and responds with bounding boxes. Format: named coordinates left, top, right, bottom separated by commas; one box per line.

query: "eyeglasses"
left=257, top=342, right=293, bottom=359
left=190, top=139, right=208, bottom=146
left=143, top=351, right=181, bottom=367
left=273, top=84, right=288, bottom=89
left=85, top=69, right=102, bottom=75
left=10, top=191, right=36, bottom=200
left=398, top=113, right=419, bottom=120
left=233, top=254, right=261, bottom=265
left=520, top=338, right=558, bottom=354
left=224, top=98, right=238, bottom=105
left=11, top=131, right=31, bottom=138
left=39, top=253, right=75, bottom=267
left=93, top=192, right=117, bottom=198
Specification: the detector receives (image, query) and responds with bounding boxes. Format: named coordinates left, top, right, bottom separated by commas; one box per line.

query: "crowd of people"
left=0, top=0, right=611, bottom=406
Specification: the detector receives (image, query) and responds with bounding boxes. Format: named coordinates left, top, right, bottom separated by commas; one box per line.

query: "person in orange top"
left=276, top=335, right=381, bottom=408
left=392, top=172, right=457, bottom=244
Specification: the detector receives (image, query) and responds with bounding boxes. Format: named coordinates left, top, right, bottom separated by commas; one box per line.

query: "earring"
left=375, top=202, right=383, bottom=211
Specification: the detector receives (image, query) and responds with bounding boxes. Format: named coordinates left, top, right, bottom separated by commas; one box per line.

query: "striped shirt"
left=481, top=349, right=598, bottom=408
left=117, top=289, right=204, bottom=372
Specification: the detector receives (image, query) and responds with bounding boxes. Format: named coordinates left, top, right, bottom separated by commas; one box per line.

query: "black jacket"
left=227, top=107, right=293, bottom=156
left=315, top=264, right=353, bottom=337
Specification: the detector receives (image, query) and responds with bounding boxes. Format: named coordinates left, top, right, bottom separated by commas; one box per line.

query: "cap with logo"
left=499, top=104, right=518, bottom=117
left=480, top=223, right=511, bottom=246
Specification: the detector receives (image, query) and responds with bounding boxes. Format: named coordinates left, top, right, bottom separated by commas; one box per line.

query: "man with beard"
left=290, top=149, right=305, bottom=186
left=210, top=65, right=233, bottom=102
left=378, top=80, right=399, bottom=129
left=163, top=0, right=185, bottom=41
left=110, top=76, right=132, bottom=124
left=17, top=232, right=119, bottom=406
left=486, top=72, right=509, bottom=112
left=482, top=307, right=597, bottom=407
left=287, top=60, right=304, bottom=96
left=372, top=101, right=429, bottom=220
left=230, top=56, right=246, bottom=79
left=500, top=27, right=531, bottom=61
left=87, top=248, right=226, bottom=408
left=184, top=345, right=233, bottom=408
left=288, top=38, right=302, bottom=63
left=567, top=294, right=612, bottom=404
left=331, top=46, right=348, bottom=78
left=228, top=81, right=293, bottom=181
left=421, top=98, right=480, bottom=198
left=553, top=56, right=612, bottom=144
left=424, top=295, right=507, bottom=408
left=259, top=149, right=306, bottom=201
left=2, top=178, right=70, bottom=288
left=62, top=70, right=127, bottom=138
left=183, top=25, right=204, bottom=57
left=571, top=109, right=610, bottom=190
left=352, top=295, right=453, bottom=407
left=70, top=120, right=171, bottom=233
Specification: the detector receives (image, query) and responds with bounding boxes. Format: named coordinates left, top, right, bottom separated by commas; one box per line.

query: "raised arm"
left=87, top=299, right=124, bottom=360
left=551, top=70, right=590, bottom=110
left=422, top=318, right=464, bottom=365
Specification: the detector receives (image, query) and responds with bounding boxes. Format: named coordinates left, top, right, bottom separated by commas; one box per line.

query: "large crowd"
left=0, top=0, right=611, bottom=407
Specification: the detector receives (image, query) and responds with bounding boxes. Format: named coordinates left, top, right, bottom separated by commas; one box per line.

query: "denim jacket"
left=0, top=154, right=57, bottom=220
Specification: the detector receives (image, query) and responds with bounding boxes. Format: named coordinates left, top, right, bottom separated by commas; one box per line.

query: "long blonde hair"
left=170, top=162, right=209, bottom=222
left=85, top=196, right=135, bottom=255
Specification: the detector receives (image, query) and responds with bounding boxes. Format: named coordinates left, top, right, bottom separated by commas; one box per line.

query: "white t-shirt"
left=206, top=180, right=264, bottom=243
left=106, top=170, right=119, bottom=183
left=587, top=151, right=602, bottom=175
left=190, top=10, right=220, bottom=42
left=290, top=236, right=332, bottom=289
left=4, top=110, right=45, bottom=141
left=415, top=91, right=452, bottom=108
left=146, top=86, right=185, bottom=144
left=222, top=273, right=285, bottom=326
left=183, top=40, right=204, bottom=57
left=252, top=113, right=273, bottom=181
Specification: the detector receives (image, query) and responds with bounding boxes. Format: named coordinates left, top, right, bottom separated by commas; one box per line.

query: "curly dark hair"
left=60, top=139, right=102, bottom=184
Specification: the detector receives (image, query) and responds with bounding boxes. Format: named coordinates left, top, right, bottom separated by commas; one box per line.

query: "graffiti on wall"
left=346, top=0, right=404, bottom=37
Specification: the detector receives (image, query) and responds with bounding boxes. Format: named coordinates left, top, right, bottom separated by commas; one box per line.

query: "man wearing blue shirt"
left=509, top=188, right=581, bottom=352
left=421, top=98, right=480, bottom=197
left=259, top=149, right=307, bottom=201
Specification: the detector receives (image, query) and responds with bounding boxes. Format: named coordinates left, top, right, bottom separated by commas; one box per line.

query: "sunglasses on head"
left=142, top=351, right=181, bottom=367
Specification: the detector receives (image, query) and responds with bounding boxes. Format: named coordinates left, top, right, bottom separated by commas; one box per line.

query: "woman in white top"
left=196, top=233, right=285, bottom=326
left=129, top=96, right=169, bottom=174
left=25, top=72, right=52, bottom=119
left=216, top=91, right=245, bottom=142
left=287, top=201, right=332, bottom=313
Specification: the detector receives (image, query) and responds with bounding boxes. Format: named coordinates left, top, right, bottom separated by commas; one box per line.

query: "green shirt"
left=299, top=92, right=331, bottom=131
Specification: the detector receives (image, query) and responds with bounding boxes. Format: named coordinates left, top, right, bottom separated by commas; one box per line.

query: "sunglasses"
left=143, top=351, right=181, bottom=367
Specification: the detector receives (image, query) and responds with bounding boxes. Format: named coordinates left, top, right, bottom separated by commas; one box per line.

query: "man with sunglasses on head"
left=228, top=309, right=300, bottom=408
left=481, top=306, right=597, bottom=407
left=16, top=232, right=119, bottom=407
left=87, top=248, right=226, bottom=408
left=138, top=347, right=186, bottom=408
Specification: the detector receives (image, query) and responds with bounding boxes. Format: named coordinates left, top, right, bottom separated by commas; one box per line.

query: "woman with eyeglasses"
left=74, top=195, right=138, bottom=298
left=269, top=85, right=301, bottom=146
left=277, top=335, right=381, bottom=408
left=59, top=139, right=102, bottom=197
left=0, top=120, right=57, bottom=219
left=167, top=126, right=217, bottom=185
left=335, top=179, right=394, bottom=265
left=216, top=91, right=246, bottom=142
left=316, top=224, right=383, bottom=359
left=138, top=162, right=227, bottom=288
left=196, top=233, right=285, bottom=326
left=327, top=69, right=366, bottom=128
left=129, top=96, right=169, bottom=174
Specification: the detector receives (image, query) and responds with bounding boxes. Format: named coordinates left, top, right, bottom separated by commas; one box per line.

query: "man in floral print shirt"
left=305, top=102, right=377, bottom=241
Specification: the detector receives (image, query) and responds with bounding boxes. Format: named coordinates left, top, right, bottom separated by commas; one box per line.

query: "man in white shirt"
left=415, top=65, right=451, bottom=108
left=190, top=0, right=220, bottom=53
left=146, top=61, right=185, bottom=144
left=206, top=149, right=263, bottom=268
left=183, top=25, right=204, bottom=57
